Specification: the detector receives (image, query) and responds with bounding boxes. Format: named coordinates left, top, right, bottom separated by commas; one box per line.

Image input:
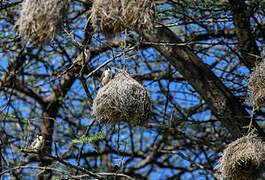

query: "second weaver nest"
left=90, top=0, right=155, bottom=37
left=92, top=71, right=152, bottom=125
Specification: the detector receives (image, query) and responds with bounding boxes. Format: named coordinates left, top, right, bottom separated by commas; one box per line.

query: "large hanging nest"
left=92, top=70, right=152, bottom=125
left=122, top=0, right=155, bottom=31
left=90, top=0, right=155, bottom=37
left=219, top=134, right=265, bottom=180
left=15, top=0, right=70, bottom=45
left=248, top=58, right=265, bottom=108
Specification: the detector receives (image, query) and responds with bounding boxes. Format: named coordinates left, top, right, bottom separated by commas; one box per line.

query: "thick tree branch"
left=229, top=0, right=260, bottom=69
left=190, top=28, right=236, bottom=42
left=143, top=25, right=264, bottom=138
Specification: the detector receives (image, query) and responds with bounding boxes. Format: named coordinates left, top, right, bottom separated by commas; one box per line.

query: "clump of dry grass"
left=92, top=70, right=152, bottom=125
left=15, top=0, right=69, bottom=45
left=248, top=58, right=265, bottom=108
left=219, top=133, right=265, bottom=180
left=90, top=0, right=155, bottom=37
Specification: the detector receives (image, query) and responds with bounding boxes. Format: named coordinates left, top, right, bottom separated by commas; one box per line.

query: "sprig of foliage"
left=71, top=131, right=106, bottom=144
left=64, top=29, right=84, bottom=49
left=119, top=40, right=132, bottom=50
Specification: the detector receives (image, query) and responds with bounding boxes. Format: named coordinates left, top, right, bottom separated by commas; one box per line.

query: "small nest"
left=90, top=0, right=155, bottom=37
left=219, top=134, right=265, bottom=180
left=15, top=0, right=69, bottom=45
left=248, top=58, right=265, bottom=108
left=92, top=71, right=152, bottom=125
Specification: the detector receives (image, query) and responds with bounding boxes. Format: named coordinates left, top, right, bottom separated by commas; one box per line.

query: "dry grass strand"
left=92, top=70, right=152, bottom=125
left=15, top=0, right=69, bottom=45
left=219, top=134, right=265, bottom=180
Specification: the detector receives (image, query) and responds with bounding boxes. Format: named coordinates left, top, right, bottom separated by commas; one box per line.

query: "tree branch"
left=143, top=25, right=264, bottom=138
left=229, top=0, right=261, bottom=69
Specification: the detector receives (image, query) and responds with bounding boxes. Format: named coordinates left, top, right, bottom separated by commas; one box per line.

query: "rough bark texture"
left=229, top=0, right=261, bottom=69
left=143, top=25, right=264, bottom=138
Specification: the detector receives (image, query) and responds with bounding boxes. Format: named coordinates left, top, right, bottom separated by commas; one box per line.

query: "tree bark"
left=143, top=25, right=264, bottom=138
left=229, top=0, right=260, bottom=69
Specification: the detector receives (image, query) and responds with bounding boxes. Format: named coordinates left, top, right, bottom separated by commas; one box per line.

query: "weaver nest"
left=248, top=58, right=265, bottom=108
left=92, top=70, right=152, bottom=125
left=15, top=0, right=69, bottom=45
left=219, top=133, right=265, bottom=180
left=90, top=0, right=155, bottom=37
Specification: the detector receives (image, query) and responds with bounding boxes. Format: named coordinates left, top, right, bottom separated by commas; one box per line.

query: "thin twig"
left=85, top=46, right=136, bottom=79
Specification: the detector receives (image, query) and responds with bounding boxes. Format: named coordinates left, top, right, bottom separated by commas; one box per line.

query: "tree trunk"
left=38, top=72, right=76, bottom=179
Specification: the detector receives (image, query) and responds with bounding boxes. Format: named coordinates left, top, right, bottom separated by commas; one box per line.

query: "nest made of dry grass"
left=90, top=0, right=155, bottom=37
left=248, top=58, right=265, bottom=108
left=219, top=134, right=265, bottom=180
left=92, top=70, right=152, bottom=125
left=15, top=0, right=70, bottom=45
